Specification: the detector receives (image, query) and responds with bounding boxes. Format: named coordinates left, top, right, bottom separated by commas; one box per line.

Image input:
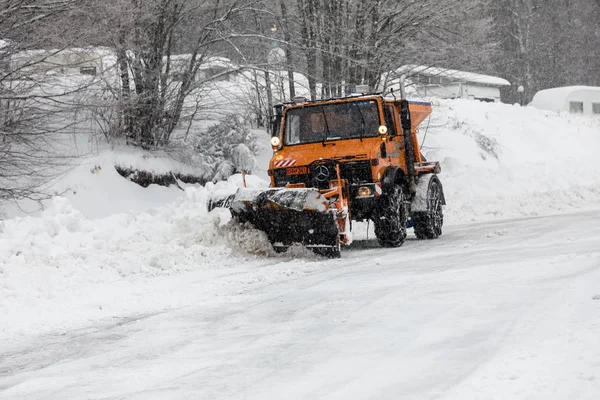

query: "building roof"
left=393, top=65, right=511, bottom=87
left=169, top=54, right=234, bottom=69
left=12, top=46, right=114, bottom=61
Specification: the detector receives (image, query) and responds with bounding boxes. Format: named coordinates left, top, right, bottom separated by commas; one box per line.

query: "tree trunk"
left=252, top=69, right=264, bottom=127
left=116, top=34, right=131, bottom=137
left=280, top=0, right=295, bottom=100
left=298, top=0, right=318, bottom=100
left=264, top=69, right=274, bottom=123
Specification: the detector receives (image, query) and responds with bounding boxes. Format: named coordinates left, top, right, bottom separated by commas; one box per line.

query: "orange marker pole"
left=241, top=170, right=247, bottom=188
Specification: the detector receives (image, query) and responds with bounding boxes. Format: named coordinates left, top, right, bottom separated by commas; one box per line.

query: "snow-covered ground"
left=1, top=99, right=599, bottom=399
left=2, top=211, right=599, bottom=399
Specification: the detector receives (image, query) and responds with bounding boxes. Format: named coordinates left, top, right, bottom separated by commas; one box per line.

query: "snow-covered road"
left=2, top=210, right=599, bottom=400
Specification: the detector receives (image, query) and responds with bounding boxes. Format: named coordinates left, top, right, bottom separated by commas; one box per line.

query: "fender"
left=381, top=166, right=407, bottom=193
left=411, top=174, right=445, bottom=212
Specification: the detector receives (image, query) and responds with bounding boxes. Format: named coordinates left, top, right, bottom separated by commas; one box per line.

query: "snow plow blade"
left=208, top=187, right=341, bottom=253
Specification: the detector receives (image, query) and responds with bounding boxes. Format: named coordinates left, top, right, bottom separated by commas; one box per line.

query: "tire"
left=373, top=184, right=408, bottom=247
left=412, top=177, right=444, bottom=240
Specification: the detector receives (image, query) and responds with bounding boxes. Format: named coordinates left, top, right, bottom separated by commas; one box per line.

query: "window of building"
left=80, top=66, right=97, bottom=76
left=592, top=103, right=600, bottom=114
left=0, top=60, right=10, bottom=72
left=569, top=101, right=584, bottom=113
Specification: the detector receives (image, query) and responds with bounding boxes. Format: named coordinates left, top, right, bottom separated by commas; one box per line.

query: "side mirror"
left=270, top=112, right=282, bottom=137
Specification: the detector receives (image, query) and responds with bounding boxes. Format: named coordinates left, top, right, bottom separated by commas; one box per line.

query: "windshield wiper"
left=353, top=102, right=366, bottom=142
left=320, top=105, right=331, bottom=146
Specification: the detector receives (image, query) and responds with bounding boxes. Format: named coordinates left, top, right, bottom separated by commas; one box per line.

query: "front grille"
left=339, top=161, right=372, bottom=185
left=273, top=160, right=372, bottom=188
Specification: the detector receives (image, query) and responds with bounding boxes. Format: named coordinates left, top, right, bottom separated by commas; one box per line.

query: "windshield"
left=284, top=100, right=381, bottom=145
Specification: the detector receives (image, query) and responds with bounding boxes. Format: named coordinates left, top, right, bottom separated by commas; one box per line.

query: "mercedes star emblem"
left=315, top=165, right=330, bottom=182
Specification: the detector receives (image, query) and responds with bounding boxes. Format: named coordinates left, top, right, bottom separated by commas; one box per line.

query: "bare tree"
left=279, top=0, right=296, bottom=99
left=490, top=0, right=539, bottom=102
left=490, top=0, right=600, bottom=103
left=285, top=0, right=493, bottom=99
left=84, top=0, right=261, bottom=147
left=0, top=0, right=88, bottom=204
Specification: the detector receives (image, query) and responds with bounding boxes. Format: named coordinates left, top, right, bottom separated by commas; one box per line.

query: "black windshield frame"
left=283, top=100, right=382, bottom=145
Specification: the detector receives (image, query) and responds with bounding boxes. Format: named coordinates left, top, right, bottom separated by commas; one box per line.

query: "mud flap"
left=208, top=187, right=341, bottom=250
left=410, top=173, right=445, bottom=212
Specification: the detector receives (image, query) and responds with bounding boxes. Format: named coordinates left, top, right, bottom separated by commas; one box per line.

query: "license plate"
left=286, top=166, right=307, bottom=176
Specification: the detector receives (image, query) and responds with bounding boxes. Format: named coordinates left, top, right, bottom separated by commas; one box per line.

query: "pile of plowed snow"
left=422, top=99, right=600, bottom=224
left=0, top=179, right=305, bottom=338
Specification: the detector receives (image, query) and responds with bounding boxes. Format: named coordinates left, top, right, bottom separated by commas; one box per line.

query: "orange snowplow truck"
left=208, top=94, right=445, bottom=258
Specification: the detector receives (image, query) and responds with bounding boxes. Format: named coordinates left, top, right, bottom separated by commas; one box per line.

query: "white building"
left=387, top=65, right=511, bottom=103
left=169, top=55, right=237, bottom=82
left=530, top=86, right=600, bottom=115
left=9, top=47, right=114, bottom=76
left=6, top=47, right=237, bottom=82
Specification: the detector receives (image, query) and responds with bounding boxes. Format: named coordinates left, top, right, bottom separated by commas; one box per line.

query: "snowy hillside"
left=1, top=98, right=599, bottom=399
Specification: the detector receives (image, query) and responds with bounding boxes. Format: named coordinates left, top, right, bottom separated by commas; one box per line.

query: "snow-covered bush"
left=203, top=116, right=259, bottom=178
left=172, top=115, right=259, bottom=183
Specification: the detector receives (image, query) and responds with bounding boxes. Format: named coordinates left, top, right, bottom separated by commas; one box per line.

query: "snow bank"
left=422, top=99, right=600, bottom=224
left=0, top=180, right=281, bottom=338
left=3, top=146, right=206, bottom=219
left=0, top=137, right=285, bottom=339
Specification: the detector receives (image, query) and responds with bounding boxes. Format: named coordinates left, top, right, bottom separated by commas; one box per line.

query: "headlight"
left=378, top=125, right=388, bottom=135
left=270, top=136, right=281, bottom=147
left=357, top=186, right=373, bottom=197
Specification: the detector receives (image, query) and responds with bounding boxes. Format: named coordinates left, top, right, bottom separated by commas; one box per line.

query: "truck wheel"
left=373, top=184, right=408, bottom=247
left=412, top=177, right=444, bottom=239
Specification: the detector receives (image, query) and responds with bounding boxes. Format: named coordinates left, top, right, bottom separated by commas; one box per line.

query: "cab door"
left=383, top=104, right=407, bottom=171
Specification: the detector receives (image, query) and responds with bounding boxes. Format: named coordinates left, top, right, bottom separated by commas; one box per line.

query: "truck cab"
left=268, top=95, right=439, bottom=223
